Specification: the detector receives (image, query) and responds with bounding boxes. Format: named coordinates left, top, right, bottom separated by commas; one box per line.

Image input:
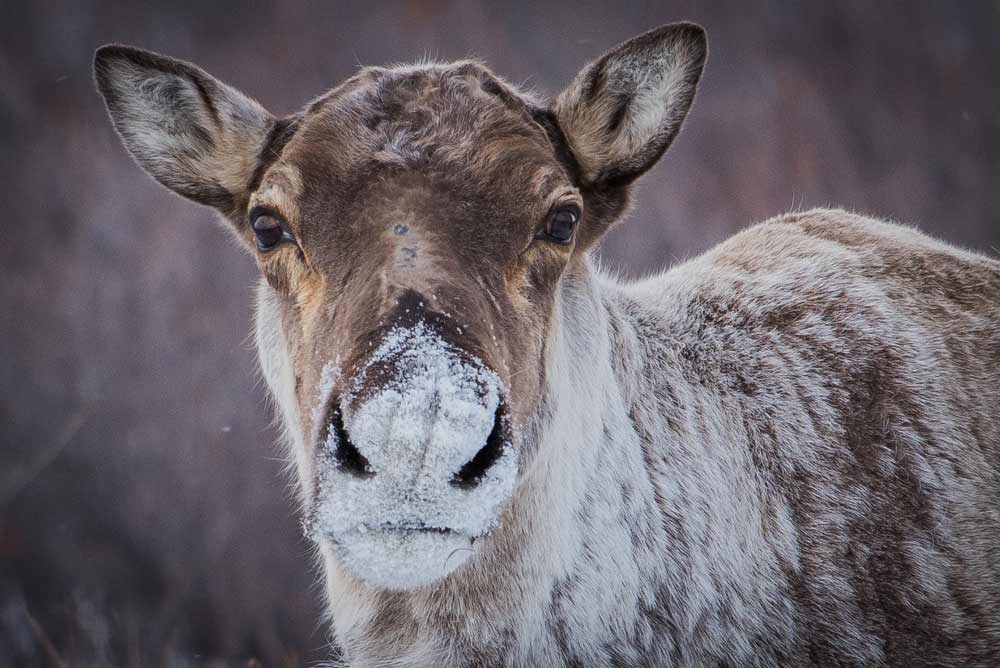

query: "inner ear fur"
left=94, top=44, right=275, bottom=219
left=554, top=23, right=707, bottom=190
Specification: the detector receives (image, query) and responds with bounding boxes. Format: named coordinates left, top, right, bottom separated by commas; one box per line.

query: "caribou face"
left=250, top=67, right=586, bottom=588
left=94, top=25, right=707, bottom=591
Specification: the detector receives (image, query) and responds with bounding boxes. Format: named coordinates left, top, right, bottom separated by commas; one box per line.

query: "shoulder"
left=616, top=209, right=880, bottom=329
left=607, top=208, right=999, bottom=370
left=727, top=208, right=999, bottom=276
left=622, top=208, right=1000, bottom=313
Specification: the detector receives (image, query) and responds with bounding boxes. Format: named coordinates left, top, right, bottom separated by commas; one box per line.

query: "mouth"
left=329, top=523, right=477, bottom=590
left=355, top=522, right=460, bottom=536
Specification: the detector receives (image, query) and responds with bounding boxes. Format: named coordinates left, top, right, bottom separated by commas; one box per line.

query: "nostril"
left=330, top=405, right=374, bottom=478
left=451, top=405, right=507, bottom=490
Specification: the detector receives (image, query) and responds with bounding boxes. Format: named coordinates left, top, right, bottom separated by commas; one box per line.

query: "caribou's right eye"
left=250, top=209, right=292, bottom=252
left=537, top=204, right=580, bottom=245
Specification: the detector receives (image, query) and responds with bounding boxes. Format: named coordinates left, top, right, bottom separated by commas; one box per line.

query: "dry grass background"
left=1, top=1, right=998, bottom=666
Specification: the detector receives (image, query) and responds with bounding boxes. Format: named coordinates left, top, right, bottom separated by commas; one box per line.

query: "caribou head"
left=94, top=23, right=706, bottom=591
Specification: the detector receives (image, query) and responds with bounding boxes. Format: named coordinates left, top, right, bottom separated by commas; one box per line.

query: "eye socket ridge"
left=536, top=202, right=581, bottom=245
left=249, top=206, right=295, bottom=252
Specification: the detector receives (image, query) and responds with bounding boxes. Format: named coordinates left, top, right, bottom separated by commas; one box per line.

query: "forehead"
left=261, top=61, right=568, bottom=204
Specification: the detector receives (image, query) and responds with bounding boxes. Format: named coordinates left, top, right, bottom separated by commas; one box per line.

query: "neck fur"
left=323, top=257, right=777, bottom=667
left=322, top=257, right=658, bottom=663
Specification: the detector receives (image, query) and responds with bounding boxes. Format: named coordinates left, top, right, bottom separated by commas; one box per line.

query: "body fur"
left=312, top=209, right=1000, bottom=667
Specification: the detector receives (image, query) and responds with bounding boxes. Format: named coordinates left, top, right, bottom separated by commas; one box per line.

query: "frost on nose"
left=308, top=322, right=517, bottom=542
left=343, top=323, right=501, bottom=480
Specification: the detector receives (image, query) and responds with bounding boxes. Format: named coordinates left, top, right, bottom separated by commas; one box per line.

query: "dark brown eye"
left=250, top=209, right=290, bottom=252
left=537, top=204, right=580, bottom=245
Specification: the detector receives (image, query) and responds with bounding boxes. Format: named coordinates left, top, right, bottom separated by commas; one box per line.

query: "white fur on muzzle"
left=306, top=323, right=516, bottom=590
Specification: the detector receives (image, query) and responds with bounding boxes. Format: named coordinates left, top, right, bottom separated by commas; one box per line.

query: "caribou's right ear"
left=554, top=23, right=706, bottom=189
left=94, top=45, right=273, bottom=218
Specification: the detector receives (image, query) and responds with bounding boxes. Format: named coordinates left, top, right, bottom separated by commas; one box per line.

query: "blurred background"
left=1, top=1, right=998, bottom=666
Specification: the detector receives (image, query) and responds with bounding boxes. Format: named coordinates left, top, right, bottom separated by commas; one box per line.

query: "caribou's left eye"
left=537, top=204, right=580, bottom=245
left=250, top=208, right=293, bottom=252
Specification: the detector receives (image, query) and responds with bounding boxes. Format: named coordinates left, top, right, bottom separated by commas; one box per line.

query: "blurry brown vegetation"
left=1, top=1, right=998, bottom=666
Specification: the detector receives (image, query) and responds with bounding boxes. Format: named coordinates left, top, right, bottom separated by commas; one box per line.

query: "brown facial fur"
left=248, top=62, right=586, bottom=462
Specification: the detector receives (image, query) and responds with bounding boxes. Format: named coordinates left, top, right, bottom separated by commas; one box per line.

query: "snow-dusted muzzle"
left=305, top=324, right=517, bottom=590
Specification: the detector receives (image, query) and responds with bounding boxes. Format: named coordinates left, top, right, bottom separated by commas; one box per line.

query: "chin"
left=330, top=529, right=476, bottom=590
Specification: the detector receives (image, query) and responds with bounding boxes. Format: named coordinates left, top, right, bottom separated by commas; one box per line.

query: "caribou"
left=95, top=23, right=1000, bottom=667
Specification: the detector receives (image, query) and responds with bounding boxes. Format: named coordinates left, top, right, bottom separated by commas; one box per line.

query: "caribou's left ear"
left=554, top=23, right=706, bottom=188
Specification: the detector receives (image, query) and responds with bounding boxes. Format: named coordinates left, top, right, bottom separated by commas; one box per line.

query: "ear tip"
left=93, top=44, right=199, bottom=102
left=659, top=23, right=708, bottom=76
left=94, top=43, right=138, bottom=68
left=93, top=44, right=180, bottom=79
left=664, top=21, right=708, bottom=58
left=618, top=23, right=708, bottom=70
left=93, top=44, right=140, bottom=88
left=93, top=45, right=118, bottom=93
left=671, top=21, right=707, bottom=38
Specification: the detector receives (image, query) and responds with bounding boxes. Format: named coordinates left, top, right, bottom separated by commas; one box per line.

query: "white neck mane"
left=318, top=257, right=787, bottom=667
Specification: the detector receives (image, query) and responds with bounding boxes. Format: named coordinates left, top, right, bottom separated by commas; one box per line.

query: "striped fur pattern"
left=94, top=23, right=1000, bottom=667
